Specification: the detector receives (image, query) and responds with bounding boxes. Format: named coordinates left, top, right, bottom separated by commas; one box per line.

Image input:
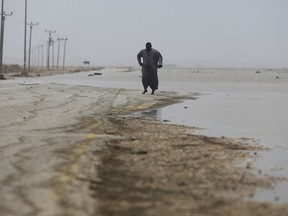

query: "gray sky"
left=3, top=0, right=288, bottom=68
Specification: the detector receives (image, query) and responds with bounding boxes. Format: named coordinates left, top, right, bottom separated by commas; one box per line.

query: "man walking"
left=137, top=42, right=163, bottom=95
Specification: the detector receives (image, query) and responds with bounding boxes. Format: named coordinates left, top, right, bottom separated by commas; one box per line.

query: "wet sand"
left=93, top=116, right=288, bottom=216
left=1, top=66, right=288, bottom=215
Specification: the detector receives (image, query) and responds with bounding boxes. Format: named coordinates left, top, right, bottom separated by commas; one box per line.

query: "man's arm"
left=158, top=52, right=163, bottom=68
left=137, top=51, right=143, bottom=66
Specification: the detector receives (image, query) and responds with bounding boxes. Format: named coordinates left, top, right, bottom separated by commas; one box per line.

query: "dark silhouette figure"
left=137, top=42, right=163, bottom=94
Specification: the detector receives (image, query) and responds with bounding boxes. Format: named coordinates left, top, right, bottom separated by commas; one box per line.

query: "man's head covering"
left=146, top=42, right=152, bottom=51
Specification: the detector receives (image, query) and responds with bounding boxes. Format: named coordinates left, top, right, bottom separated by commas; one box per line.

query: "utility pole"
left=0, top=0, right=3, bottom=76
left=45, top=29, right=56, bottom=70
left=41, top=43, right=44, bottom=68
left=0, top=0, right=12, bottom=75
left=56, top=38, right=63, bottom=69
left=32, top=47, right=36, bottom=67
left=27, top=21, right=38, bottom=71
left=63, top=38, right=68, bottom=70
left=52, top=40, right=54, bottom=69
left=37, top=45, right=40, bottom=67
left=32, top=47, right=37, bottom=68
left=22, top=0, right=27, bottom=76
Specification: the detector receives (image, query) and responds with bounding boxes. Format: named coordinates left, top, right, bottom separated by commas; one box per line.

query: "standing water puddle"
left=134, top=92, right=288, bottom=204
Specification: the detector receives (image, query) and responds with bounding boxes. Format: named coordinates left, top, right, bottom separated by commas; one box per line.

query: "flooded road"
left=142, top=92, right=288, bottom=203
left=2, top=67, right=288, bottom=214
left=10, top=68, right=288, bottom=188
left=0, top=81, right=176, bottom=216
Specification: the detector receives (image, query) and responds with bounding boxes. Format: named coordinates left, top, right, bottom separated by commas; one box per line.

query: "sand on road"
left=1, top=67, right=288, bottom=216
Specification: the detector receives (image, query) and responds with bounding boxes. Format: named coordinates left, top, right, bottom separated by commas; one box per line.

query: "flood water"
left=9, top=68, right=288, bottom=203
left=137, top=92, right=288, bottom=203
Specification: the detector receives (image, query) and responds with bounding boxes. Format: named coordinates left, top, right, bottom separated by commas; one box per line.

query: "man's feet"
left=142, top=89, right=156, bottom=95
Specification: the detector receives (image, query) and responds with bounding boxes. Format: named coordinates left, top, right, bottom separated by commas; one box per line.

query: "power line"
left=1, top=1, right=67, bottom=74
left=4, top=1, right=69, bottom=71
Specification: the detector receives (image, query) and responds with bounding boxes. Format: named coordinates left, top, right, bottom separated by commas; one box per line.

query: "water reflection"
left=133, top=96, right=288, bottom=204
left=139, top=109, right=159, bottom=118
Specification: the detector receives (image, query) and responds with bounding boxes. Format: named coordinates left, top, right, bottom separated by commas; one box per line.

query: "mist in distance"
left=3, top=0, right=288, bottom=68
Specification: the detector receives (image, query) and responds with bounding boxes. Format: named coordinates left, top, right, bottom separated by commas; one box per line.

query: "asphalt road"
left=0, top=82, right=174, bottom=216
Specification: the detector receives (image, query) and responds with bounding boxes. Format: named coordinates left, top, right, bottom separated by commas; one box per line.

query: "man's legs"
left=142, top=78, right=148, bottom=94
left=150, top=74, right=158, bottom=95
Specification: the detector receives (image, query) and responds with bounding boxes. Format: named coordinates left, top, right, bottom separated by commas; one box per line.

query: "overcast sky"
left=3, top=0, right=288, bottom=68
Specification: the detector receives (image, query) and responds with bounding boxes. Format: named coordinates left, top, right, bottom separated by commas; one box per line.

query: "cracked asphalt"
left=0, top=82, right=179, bottom=216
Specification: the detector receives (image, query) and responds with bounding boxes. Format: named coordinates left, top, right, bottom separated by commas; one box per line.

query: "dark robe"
left=137, top=48, right=163, bottom=90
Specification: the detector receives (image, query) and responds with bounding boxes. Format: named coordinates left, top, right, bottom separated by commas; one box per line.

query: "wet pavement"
left=142, top=92, right=288, bottom=204
left=1, top=67, right=288, bottom=213
left=0, top=81, right=179, bottom=215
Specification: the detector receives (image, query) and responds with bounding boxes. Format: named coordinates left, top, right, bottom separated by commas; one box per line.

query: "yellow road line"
left=54, top=123, right=100, bottom=198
